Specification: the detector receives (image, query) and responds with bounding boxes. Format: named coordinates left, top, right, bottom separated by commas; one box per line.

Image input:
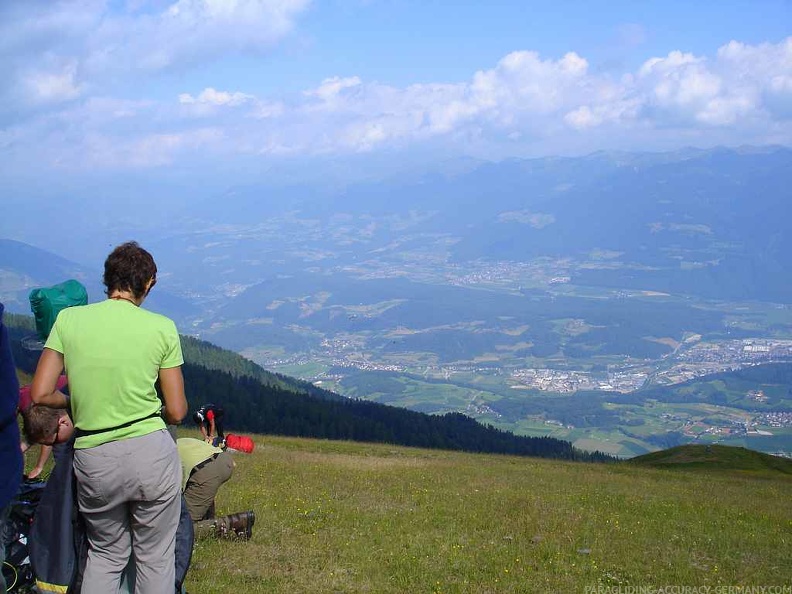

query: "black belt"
left=190, top=452, right=221, bottom=477
left=75, top=410, right=162, bottom=438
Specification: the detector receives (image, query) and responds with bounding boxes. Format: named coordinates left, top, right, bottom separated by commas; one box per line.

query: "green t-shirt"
left=177, top=438, right=223, bottom=490
left=45, top=299, right=183, bottom=449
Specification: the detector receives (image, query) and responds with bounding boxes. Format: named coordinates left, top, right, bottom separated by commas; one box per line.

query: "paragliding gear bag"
left=29, top=280, right=88, bottom=342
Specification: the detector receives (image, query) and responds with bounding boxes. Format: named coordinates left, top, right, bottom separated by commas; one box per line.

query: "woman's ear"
left=144, top=276, right=156, bottom=297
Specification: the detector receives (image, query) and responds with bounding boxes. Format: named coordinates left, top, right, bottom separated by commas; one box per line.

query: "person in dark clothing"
left=1, top=302, right=24, bottom=594
left=193, top=403, right=225, bottom=446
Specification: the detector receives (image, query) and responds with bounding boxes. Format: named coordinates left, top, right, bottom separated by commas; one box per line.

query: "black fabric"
left=29, top=438, right=83, bottom=593
left=174, top=494, right=194, bottom=590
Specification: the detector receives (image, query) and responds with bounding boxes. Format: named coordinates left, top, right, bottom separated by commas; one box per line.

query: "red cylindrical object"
left=225, top=434, right=254, bottom=453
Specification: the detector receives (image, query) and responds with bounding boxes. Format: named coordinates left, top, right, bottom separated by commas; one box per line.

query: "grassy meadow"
left=187, top=434, right=792, bottom=593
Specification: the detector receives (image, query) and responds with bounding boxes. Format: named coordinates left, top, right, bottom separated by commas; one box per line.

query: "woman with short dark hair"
left=31, top=241, right=188, bottom=593
left=103, top=240, right=158, bottom=300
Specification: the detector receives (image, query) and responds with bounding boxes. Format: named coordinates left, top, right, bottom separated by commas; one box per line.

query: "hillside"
left=630, top=444, right=792, bottom=474
left=180, top=335, right=345, bottom=402
left=186, top=434, right=792, bottom=593
left=6, top=314, right=610, bottom=462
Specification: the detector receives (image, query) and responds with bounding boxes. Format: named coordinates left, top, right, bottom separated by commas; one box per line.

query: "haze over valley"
left=3, top=146, right=791, bottom=458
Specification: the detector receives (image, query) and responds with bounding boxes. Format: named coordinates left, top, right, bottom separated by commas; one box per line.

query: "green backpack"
left=29, top=279, right=88, bottom=341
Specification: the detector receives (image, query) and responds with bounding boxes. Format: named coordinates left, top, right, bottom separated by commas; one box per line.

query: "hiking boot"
left=206, top=511, right=256, bottom=540
left=229, top=510, right=255, bottom=539
left=214, top=511, right=255, bottom=540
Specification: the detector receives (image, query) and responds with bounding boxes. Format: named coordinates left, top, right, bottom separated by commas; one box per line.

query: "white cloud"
left=716, top=38, right=792, bottom=119
left=303, top=76, right=363, bottom=110
left=565, top=106, right=601, bottom=129
left=129, top=0, right=311, bottom=69
left=24, top=58, right=82, bottom=103
left=207, top=38, right=792, bottom=154
left=630, top=39, right=792, bottom=128
left=179, top=87, right=286, bottom=121
left=1, top=36, right=791, bottom=173
left=0, top=0, right=311, bottom=115
left=470, top=51, right=590, bottom=118
left=251, top=101, right=285, bottom=119
left=636, top=50, right=731, bottom=124
left=70, top=127, right=226, bottom=168
left=180, top=87, right=254, bottom=106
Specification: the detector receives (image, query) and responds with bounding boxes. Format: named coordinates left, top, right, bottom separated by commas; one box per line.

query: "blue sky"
left=0, top=0, right=790, bottom=187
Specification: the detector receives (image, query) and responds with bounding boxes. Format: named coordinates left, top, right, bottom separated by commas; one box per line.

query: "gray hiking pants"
left=73, top=430, right=181, bottom=594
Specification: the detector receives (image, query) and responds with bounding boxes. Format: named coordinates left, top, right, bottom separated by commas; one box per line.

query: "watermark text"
left=584, top=586, right=792, bottom=594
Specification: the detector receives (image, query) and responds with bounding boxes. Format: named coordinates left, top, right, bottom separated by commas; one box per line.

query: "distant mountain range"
left=0, top=239, right=96, bottom=311
left=0, top=238, right=198, bottom=321
left=302, top=145, right=792, bottom=301
left=5, top=146, right=791, bottom=304
left=145, top=144, right=792, bottom=306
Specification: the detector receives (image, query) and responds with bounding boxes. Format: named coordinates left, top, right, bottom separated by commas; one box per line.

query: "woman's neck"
left=109, top=291, right=141, bottom=306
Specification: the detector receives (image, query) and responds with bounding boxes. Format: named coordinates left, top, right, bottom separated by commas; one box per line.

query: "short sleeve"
left=44, top=316, right=65, bottom=354
left=160, top=321, right=184, bottom=369
left=207, top=409, right=215, bottom=421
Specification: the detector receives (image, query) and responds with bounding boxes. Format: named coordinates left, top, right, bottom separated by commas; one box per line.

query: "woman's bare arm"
left=159, top=366, right=188, bottom=424
left=31, top=348, right=68, bottom=408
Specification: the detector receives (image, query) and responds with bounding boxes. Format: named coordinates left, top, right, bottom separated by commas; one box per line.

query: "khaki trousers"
left=183, top=451, right=234, bottom=522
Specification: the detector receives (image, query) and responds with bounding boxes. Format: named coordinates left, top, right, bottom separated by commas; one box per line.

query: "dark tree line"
left=180, top=363, right=613, bottom=462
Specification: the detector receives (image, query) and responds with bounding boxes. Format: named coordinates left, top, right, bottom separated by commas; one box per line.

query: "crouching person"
left=177, top=437, right=254, bottom=540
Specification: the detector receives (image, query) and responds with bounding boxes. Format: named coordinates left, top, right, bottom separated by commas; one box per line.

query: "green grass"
left=187, top=435, right=792, bottom=593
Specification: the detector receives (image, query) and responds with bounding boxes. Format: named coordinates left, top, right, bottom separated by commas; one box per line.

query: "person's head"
left=103, top=241, right=157, bottom=300
left=23, top=404, right=74, bottom=445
